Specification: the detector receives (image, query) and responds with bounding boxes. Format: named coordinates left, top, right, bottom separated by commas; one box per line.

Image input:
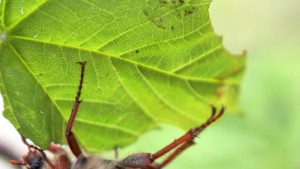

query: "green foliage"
left=0, top=0, right=245, bottom=151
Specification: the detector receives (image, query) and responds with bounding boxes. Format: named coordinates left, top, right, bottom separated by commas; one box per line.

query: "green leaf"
left=0, top=0, right=245, bottom=152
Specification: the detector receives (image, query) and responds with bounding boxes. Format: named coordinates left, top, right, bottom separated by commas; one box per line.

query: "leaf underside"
left=0, top=0, right=245, bottom=152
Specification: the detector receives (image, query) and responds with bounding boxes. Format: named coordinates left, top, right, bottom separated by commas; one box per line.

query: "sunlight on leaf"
left=0, top=0, right=245, bottom=151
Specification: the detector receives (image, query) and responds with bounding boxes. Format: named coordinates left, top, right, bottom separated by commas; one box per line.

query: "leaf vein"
left=97, top=2, right=193, bottom=50
left=135, top=65, right=199, bottom=122
left=119, top=21, right=210, bottom=56
left=8, top=0, right=48, bottom=30
left=12, top=36, right=228, bottom=85
left=8, top=43, right=66, bottom=144
left=171, top=44, right=223, bottom=73
left=109, top=58, right=156, bottom=122
left=76, top=118, right=139, bottom=137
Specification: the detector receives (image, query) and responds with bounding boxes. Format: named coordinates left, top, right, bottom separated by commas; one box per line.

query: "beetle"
left=10, top=62, right=225, bottom=169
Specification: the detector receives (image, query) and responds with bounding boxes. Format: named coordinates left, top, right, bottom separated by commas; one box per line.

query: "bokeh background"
left=1, top=0, right=300, bottom=168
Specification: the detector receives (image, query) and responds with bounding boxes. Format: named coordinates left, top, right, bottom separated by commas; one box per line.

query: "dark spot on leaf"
left=158, top=0, right=168, bottom=6
left=184, top=6, right=198, bottom=17
left=135, top=50, right=139, bottom=53
left=214, top=84, right=226, bottom=99
left=175, top=9, right=182, bottom=19
left=143, top=9, right=148, bottom=16
left=144, top=0, right=185, bottom=29
left=153, top=17, right=165, bottom=29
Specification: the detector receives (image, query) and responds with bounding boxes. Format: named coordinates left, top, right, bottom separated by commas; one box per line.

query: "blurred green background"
left=1, top=1, right=300, bottom=169
left=116, top=1, right=300, bottom=169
